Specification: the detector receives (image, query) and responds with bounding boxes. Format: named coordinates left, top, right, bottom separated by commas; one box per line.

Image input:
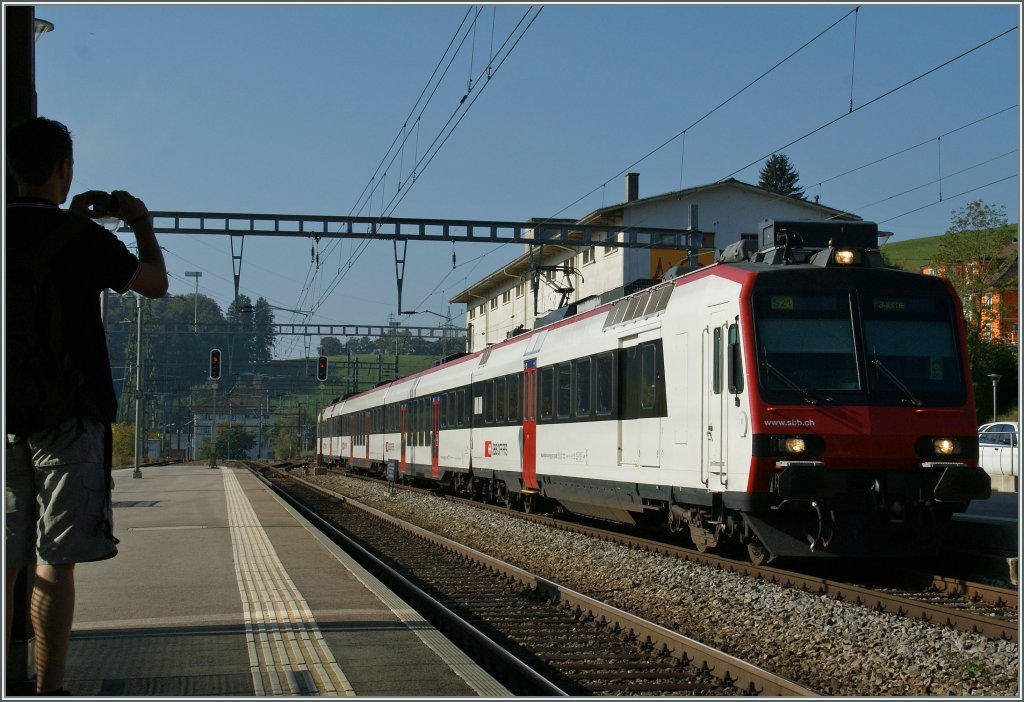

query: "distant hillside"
left=881, top=235, right=943, bottom=272
left=881, top=225, right=1019, bottom=273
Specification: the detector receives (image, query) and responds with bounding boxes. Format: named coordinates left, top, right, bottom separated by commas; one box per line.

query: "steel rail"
left=272, top=467, right=820, bottom=697
left=250, top=466, right=566, bottom=697
left=323, top=467, right=1018, bottom=643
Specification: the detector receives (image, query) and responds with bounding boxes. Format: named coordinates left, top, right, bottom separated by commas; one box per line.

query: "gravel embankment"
left=305, top=472, right=1019, bottom=697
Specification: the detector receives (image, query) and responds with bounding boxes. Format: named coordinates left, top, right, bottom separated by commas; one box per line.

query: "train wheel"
left=522, top=493, right=535, bottom=514
left=747, top=540, right=770, bottom=566
left=503, top=490, right=515, bottom=510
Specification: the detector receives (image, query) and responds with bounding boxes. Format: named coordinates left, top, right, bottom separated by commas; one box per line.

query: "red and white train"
left=317, top=219, right=990, bottom=562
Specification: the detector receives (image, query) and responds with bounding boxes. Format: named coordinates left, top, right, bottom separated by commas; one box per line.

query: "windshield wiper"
left=871, top=352, right=923, bottom=406
left=761, top=352, right=817, bottom=405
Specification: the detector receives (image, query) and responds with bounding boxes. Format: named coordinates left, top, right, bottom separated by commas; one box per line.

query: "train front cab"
left=724, top=242, right=990, bottom=561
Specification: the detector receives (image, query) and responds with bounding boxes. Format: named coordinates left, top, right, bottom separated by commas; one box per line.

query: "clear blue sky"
left=27, top=2, right=1021, bottom=359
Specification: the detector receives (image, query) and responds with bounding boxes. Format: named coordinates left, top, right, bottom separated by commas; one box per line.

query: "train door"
left=431, top=396, right=440, bottom=478
left=620, top=333, right=662, bottom=467
left=399, top=404, right=407, bottom=474
left=348, top=416, right=355, bottom=466
left=522, top=359, right=538, bottom=489
left=364, top=411, right=371, bottom=469
left=703, top=307, right=729, bottom=487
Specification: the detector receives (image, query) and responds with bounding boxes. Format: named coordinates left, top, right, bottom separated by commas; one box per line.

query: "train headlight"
left=833, top=248, right=862, bottom=266
left=783, top=437, right=807, bottom=454
left=933, top=438, right=959, bottom=456
left=756, top=434, right=825, bottom=458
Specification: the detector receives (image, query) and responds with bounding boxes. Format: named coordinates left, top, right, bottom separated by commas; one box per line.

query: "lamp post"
left=133, top=294, right=144, bottom=478
left=185, top=271, right=202, bottom=332
left=988, top=374, right=1002, bottom=423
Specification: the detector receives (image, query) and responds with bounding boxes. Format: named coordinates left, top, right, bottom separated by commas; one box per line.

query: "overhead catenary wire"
left=716, top=25, right=1018, bottom=183
left=306, top=6, right=543, bottom=319
left=543, top=5, right=860, bottom=223
left=282, top=6, right=540, bottom=357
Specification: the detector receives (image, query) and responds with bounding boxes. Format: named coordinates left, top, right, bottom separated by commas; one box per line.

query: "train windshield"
left=753, top=291, right=964, bottom=406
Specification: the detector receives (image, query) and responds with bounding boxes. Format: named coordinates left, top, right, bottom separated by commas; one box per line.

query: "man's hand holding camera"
left=71, top=189, right=152, bottom=230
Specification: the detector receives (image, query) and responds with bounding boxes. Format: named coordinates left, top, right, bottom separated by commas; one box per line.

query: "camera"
left=91, top=192, right=120, bottom=218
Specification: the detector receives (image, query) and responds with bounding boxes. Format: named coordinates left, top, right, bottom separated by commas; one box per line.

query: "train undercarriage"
left=324, top=454, right=986, bottom=564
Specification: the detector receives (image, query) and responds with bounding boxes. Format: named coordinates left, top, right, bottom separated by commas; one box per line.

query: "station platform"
left=48, top=463, right=509, bottom=697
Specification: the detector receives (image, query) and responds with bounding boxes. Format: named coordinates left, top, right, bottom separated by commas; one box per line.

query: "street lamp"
left=185, top=271, right=202, bottom=332
left=33, top=17, right=54, bottom=43
left=988, top=374, right=1002, bottom=423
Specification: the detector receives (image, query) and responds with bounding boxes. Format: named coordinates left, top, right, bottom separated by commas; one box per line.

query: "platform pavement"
left=47, top=463, right=510, bottom=697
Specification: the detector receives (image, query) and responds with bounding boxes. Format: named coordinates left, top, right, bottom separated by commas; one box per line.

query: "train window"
left=728, top=323, right=744, bottom=394
left=861, top=294, right=961, bottom=397
left=484, top=381, right=495, bottom=424
left=540, top=367, right=554, bottom=420
left=495, top=376, right=506, bottom=423
left=575, top=358, right=592, bottom=416
left=596, top=352, right=614, bottom=416
left=440, top=395, right=447, bottom=429
left=641, top=344, right=657, bottom=410
left=755, top=292, right=861, bottom=395
left=507, top=373, right=520, bottom=422
left=447, top=391, right=456, bottom=428
left=457, top=389, right=466, bottom=427
left=713, top=327, right=723, bottom=395
left=556, top=362, right=572, bottom=419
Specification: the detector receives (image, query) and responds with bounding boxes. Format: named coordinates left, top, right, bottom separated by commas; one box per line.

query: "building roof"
left=449, top=179, right=859, bottom=304
left=578, top=178, right=859, bottom=226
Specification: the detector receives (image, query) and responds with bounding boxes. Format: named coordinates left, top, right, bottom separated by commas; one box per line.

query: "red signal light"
left=317, top=355, right=328, bottom=382
left=210, top=348, right=221, bottom=379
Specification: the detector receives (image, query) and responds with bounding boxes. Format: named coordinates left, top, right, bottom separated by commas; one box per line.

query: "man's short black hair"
left=6, top=116, right=73, bottom=187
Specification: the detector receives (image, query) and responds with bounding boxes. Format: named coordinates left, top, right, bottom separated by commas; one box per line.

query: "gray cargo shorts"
left=5, top=415, right=119, bottom=569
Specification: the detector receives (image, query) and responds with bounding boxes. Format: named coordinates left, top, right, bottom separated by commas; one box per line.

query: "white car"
left=978, top=421, right=1019, bottom=478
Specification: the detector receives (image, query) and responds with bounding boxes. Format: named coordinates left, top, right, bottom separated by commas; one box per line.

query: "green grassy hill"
left=881, top=224, right=1018, bottom=272
left=880, top=235, right=943, bottom=272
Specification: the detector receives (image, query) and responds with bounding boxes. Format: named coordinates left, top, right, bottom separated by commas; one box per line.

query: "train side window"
left=447, top=391, right=455, bottom=427
left=575, top=357, right=591, bottom=417
left=507, top=373, right=520, bottom=422
left=713, top=327, right=723, bottom=395
left=540, top=367, right=554, bottom=420
left=641, top=343, right=657, bottom=410
left=484, top=380, right=495, bottom=424
left=728, top=322, right=744, bottom=394
left=440, top=395, right=447, bottom=429
left=596, top=352, right=614, bottom=415
left=495, top=376, right=506, bottom=423
left=556, top=362, right=572, bottom=419
left=457, top=389, right=465, bottom=427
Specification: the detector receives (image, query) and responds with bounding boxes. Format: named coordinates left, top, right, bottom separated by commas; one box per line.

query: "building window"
left=490, top=297, right=498, bottom=310
left=469, top=307, right=475, bottom=320
left=502, top=290, right=511, bottom=305
left=515, top=282, right=525, bottom=298
left=582, top=247, right=595, bottom=266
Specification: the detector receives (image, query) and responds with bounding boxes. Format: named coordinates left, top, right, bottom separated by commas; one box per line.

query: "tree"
left=320, top=336, right=344, bottom=355
left=111, top=422, right=136, bottom=467
left=931, top=200, right=1017, bottom=423
left=933, top=200, right=1015, bottom=339
left=758, top=153, right=805, bottom=199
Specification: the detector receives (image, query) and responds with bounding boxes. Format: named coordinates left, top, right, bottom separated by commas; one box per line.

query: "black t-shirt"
left=6, top=197, right=141, bottom=424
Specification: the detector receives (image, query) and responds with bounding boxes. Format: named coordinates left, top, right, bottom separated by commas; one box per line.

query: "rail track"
left=256, top=464, right=819, bottom=696
left=288, top=462, right=1017, bottom=644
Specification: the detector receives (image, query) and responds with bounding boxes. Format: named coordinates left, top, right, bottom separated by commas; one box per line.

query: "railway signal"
left=210, top=348, right=221, bottom=380
left=317, top=355, right=328, bottom=382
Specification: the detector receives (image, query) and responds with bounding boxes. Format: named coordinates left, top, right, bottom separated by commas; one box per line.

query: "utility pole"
left=133, top=295, right=144, bottom=479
